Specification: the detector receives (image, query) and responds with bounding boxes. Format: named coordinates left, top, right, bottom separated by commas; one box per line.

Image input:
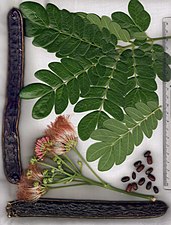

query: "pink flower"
left=17, top=175, right=47, bottom=201
left=34, top=136, right=53, bottom=160
left=45, top=116, right=77, bottom=155
left=26, top=164, right=43, bottom=182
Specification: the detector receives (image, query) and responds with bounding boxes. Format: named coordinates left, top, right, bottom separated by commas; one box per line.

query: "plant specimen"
left=17, top=115, right=156, bottom=201
left=19, top=0, right=170, bottom=171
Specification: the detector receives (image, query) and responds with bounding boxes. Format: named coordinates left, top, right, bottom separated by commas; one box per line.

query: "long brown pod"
left=2, top=8, right=24, bottom=184
left=6, top=198, right=168, bottom=218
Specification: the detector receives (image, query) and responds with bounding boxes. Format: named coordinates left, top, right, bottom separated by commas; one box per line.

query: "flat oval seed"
left=144, top=150, right=151, bottom=157
left=148, top=174, right=156, bottom=181
left=145, top=167, right=153, bottom=175
left=136, top=164, right=145, bottom=172
left=147, top=156, right=153, bottom=165
left=126, top=183, right=132, bottom=192
left=132, top=182, right=138, bottom=190
left=134, top=160, right=142, bottom=168
left=138, top=177, right=145, bottom=186
left=121, top=176, right=130, bottom=182
left=153, top=186, right=159, bottom=194
left=132, top=171, right=136, bottom=180
left=146, top=181, right=152, bottom=190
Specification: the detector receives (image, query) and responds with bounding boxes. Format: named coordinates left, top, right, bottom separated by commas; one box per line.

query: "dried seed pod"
left=2, top=8, right=24, bottom=184
left=121, top=176, right=130, bottom=182
left=126, top=183, right=133, bottom=192
left=147, top=156, right=153, bottom=165
left=144, top=151, right=151, bottom=157
left=136, top=164, right=145, bottom=172
left=145, top=167, right=153, bottom=175
left=146, top=181, right=152, bottom=190
left=132, top=182, right=138, bottom=190
left=134, top=160, right=142, bottom=168
left=148, top=174, right=156, bottom=181
left=153, top=186, right=159, bottom=194
left=132, top=171, right=136, bottom=180
left=138, top=177, right=145, bottom=186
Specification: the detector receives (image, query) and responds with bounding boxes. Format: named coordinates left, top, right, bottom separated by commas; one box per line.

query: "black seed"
left=146, top=181, right=152, bottom=190
left=132, top=182, right=138, bottom=190
left=121, top=176, right=130, bottom=182
left=148, top=174, right=156, bottom=181
left=145, top=167, right=153, bottom=175
left=126, top=183, right=132, bottom=192
left=147, top=155, right=153, bottom=165
left=144, top=151, right=151, bottom=157
left=132, top=171, right=136, bottom=180
left=153, top=186, right=159, bottom=194
left=134, top=160, right=142, bottom=168
left=138, top=177, right=145, bottom=186
left=136, top=164, right=145, bottom=172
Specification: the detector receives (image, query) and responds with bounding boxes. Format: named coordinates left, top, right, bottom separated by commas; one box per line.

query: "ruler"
left=163, top=17, right=171, bottom=189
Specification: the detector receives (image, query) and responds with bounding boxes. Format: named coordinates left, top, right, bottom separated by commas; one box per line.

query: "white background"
left=0, top=0, right=171, bottom=224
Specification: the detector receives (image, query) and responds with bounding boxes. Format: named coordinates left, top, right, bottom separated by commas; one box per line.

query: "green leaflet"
left=32, top=91, right=55, bottom=119
left=20, top=2, right=49, bottom=26
left=87, top=102, right=162, bottom=171
left=128, top=0, right=151, bottom=31
left=20, top=83, right=52, bottom=99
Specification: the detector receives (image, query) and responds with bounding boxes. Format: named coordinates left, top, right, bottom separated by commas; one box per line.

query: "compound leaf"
left=87, top=102, right=162, bottom=171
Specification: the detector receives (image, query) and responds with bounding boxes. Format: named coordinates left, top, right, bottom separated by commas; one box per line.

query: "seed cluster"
left=121, top=151, right=159, bottom=194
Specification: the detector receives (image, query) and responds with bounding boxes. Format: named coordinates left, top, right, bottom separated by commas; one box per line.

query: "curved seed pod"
left=2, top=8, right=24, bottom=184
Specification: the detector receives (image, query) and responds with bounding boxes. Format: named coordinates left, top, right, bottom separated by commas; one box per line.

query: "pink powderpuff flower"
left=17, top=175, right=47, bottom=201
left=34, top=136, right=53, bottom=160
left=45, top=115, right=78, bottom=155
left=26, top=164, right=44, bottom=183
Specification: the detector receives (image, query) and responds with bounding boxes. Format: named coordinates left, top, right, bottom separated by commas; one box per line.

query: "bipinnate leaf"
left=87, top=102, right=162, bottom=171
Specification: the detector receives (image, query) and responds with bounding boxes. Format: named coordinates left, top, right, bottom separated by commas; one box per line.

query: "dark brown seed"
left=145, top=167, right=153, bottom=175
left=147, top=156, right=153, bottom=165
left=153, top=186, right=159, bottom=194
left=132, top=171, right=136, bottom=180
left=132, top=182, right=138, bottom=190
left=138, top=177, right=145, bottom=186
left=121, top=176, right=130, bottom=182
left=134, top=160, right=142, bottom=168
left=126, top=183, right=133, bottom=192
left=146, top=181, right=152, bottom=190
left=136, top=164, right=145, bottom=172
left=148, top=174, right=156, bottom=181
left=144, top=151, right=151, bottom=157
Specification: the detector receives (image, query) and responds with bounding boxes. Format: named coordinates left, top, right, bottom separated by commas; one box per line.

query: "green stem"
left=73, top=147, right=105, bottom=184
left=37, top=161, right=57, bottom=170
left=63, top=154, right=80, bottom=173
left=79, top=174, right=155, bottom=201
left=149, top=36, right=171, bottom=42
left=46, top=182, right=88, bottom=189
left=53, top=154, right=77, bottom=174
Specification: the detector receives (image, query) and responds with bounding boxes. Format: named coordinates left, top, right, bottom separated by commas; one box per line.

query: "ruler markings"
left=163, top=17, right=171, bottom=189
